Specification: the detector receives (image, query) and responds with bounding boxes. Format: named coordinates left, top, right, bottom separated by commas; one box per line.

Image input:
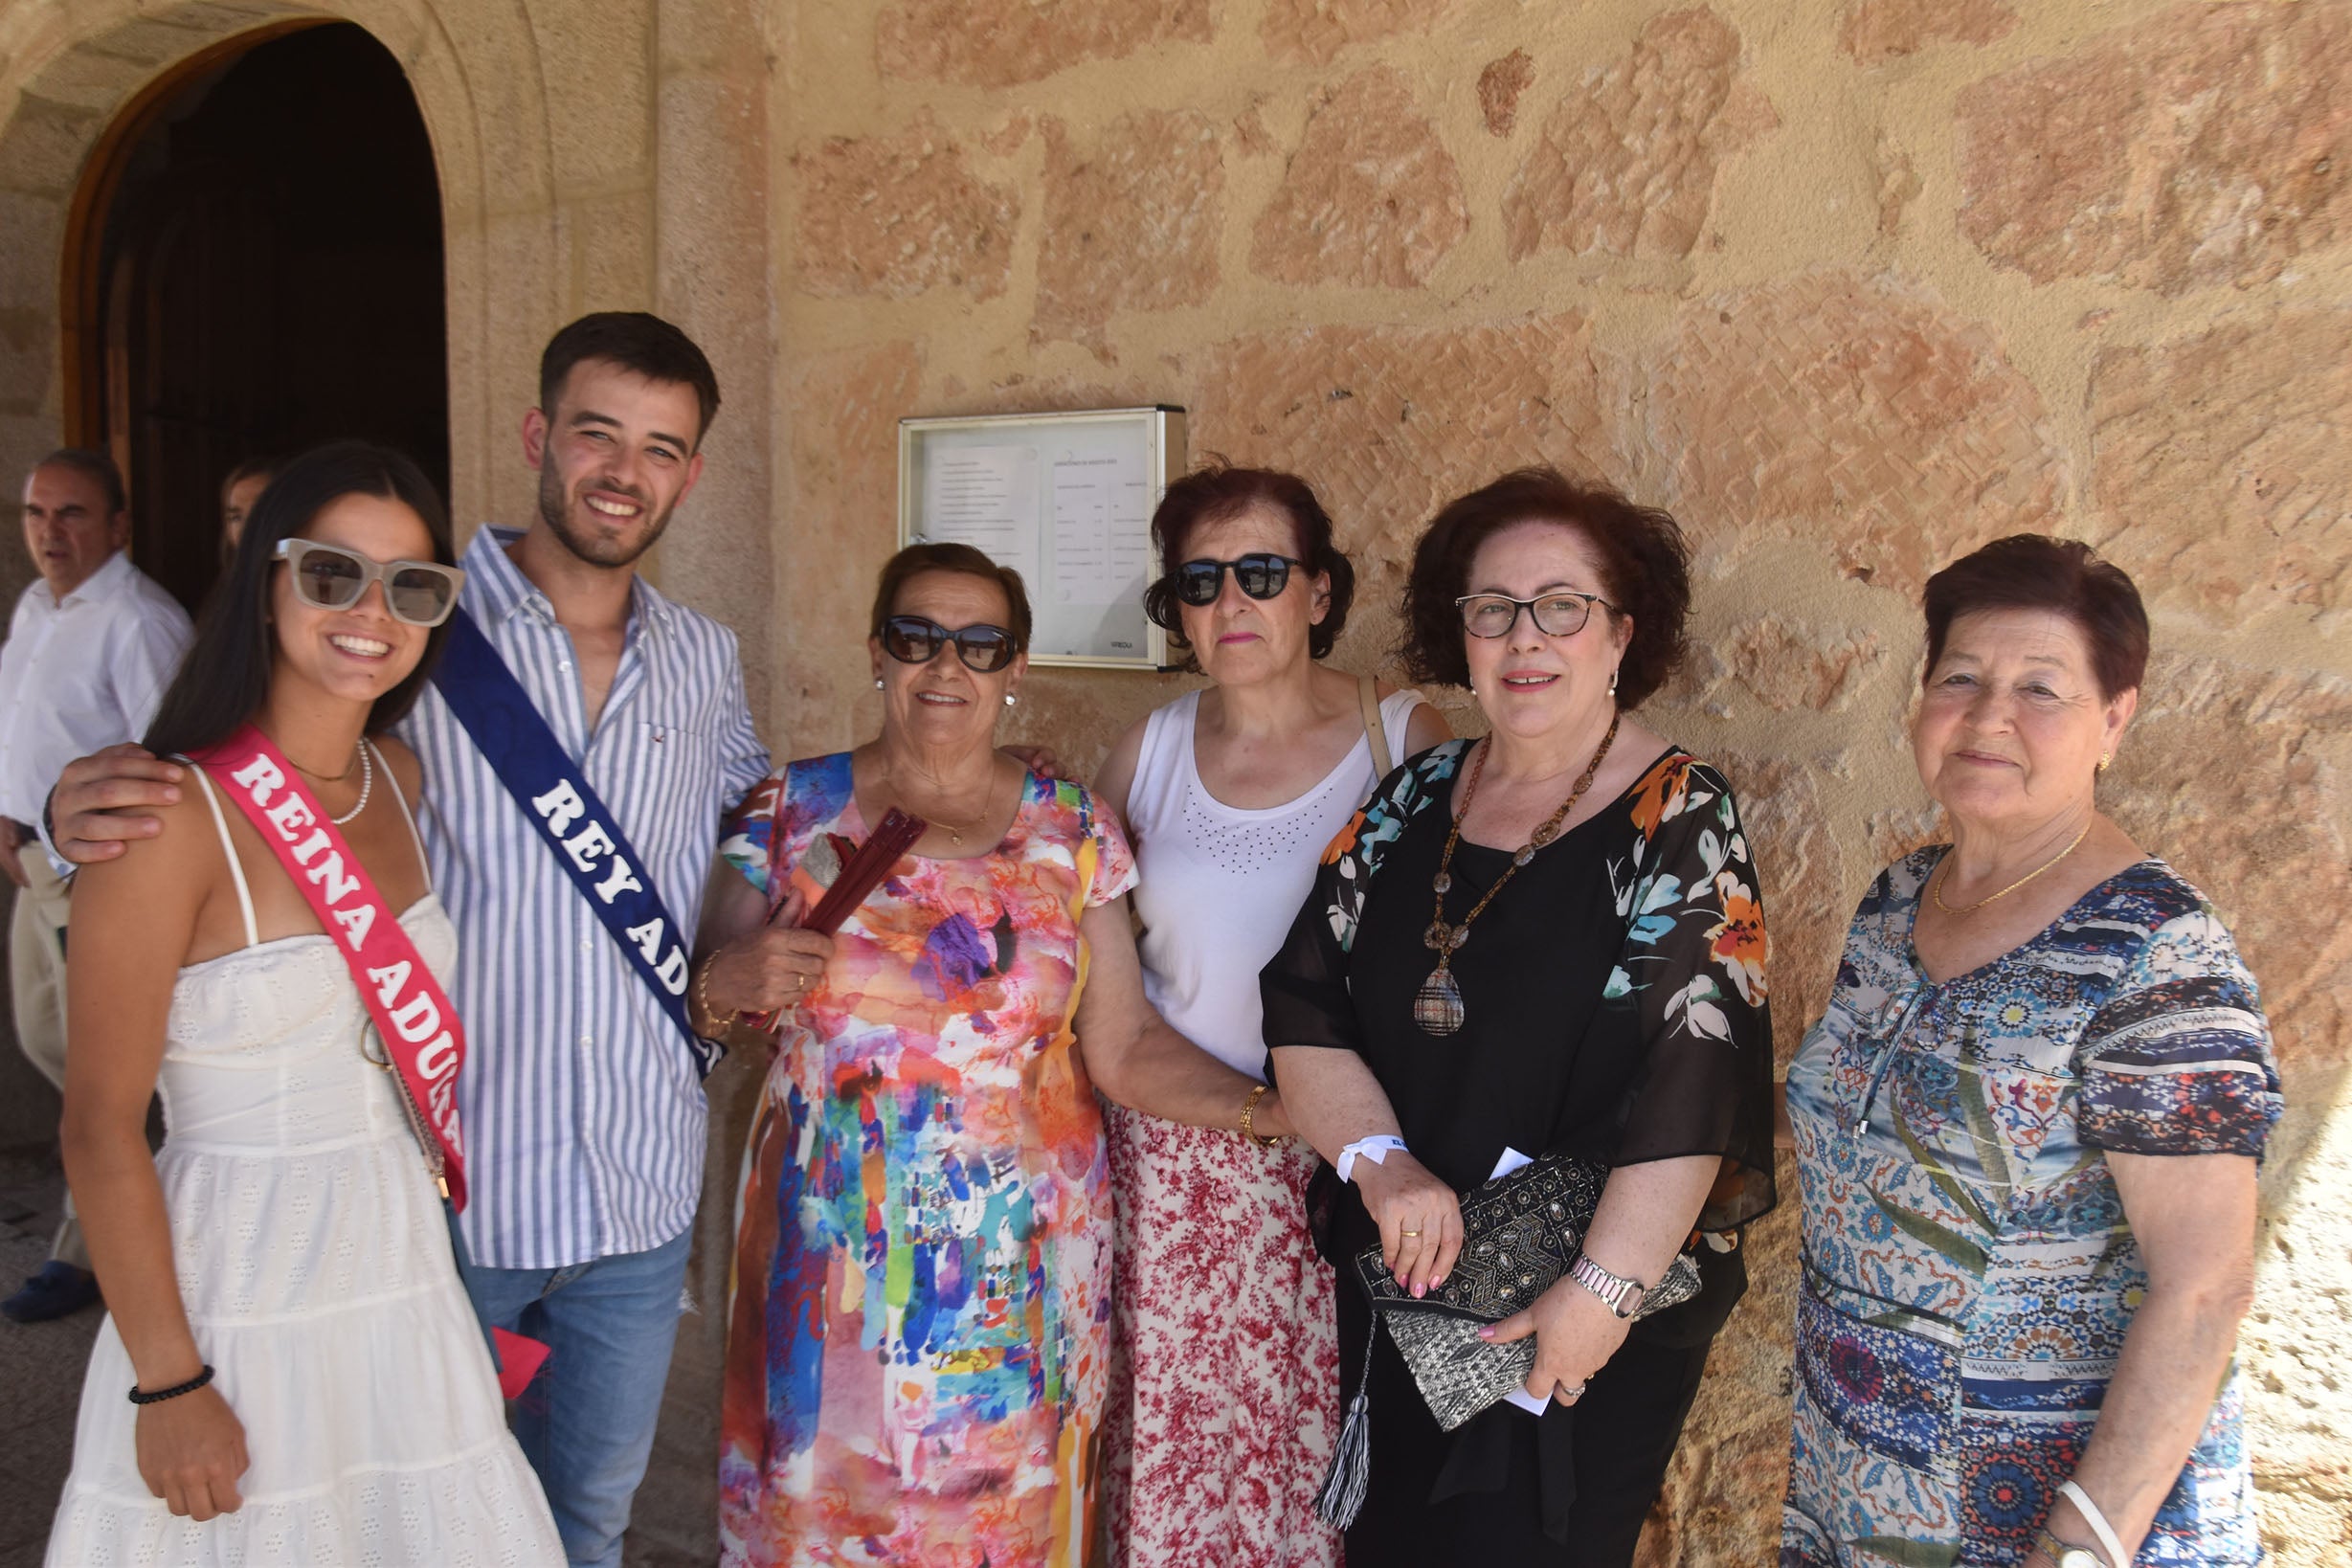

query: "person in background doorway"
left=217, top=456, right=280, bottom=561
left=0, top=449, right=191, bottom=1324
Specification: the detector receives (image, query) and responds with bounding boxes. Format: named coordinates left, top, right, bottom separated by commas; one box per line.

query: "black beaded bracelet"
left=127, top=1364, right=214, bottom=1405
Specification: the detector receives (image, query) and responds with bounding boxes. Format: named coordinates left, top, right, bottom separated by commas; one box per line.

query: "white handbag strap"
left=2058, top=1480, right=2128, bottom=1567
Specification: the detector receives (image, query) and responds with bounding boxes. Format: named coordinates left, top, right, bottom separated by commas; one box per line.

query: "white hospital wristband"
left=1336, top=1135, right=1409, bottom=1185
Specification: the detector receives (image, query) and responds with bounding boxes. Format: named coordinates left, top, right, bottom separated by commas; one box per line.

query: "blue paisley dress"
left=1781, top=850, right=2280, bottom=1567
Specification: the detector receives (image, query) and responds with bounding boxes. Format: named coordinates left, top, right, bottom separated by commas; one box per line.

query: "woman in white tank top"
left=1094, top=467, right=1448, bottom=1568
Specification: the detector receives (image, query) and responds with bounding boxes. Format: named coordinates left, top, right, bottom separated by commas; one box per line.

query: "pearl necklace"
left=292, top=742, right=373, bottom=826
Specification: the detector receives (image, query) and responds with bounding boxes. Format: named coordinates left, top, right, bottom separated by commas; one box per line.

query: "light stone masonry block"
left=1034, top=109, right=1222, bottom=351
left=877, top=0, right=1210, bottom=88
left=1957, top=1, right=2352, bottom=295
left=2090, top=310, right=2352, bottom=616
left=1638, top=271, right=2064, bottom=595
left=794, top=110, right=1019, bottom=301
left=1249, top=67, right=1466, bottom=290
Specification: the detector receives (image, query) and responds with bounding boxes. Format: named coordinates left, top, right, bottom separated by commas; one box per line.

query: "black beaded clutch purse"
left=1349, top=1154, right=1700, bottom=1432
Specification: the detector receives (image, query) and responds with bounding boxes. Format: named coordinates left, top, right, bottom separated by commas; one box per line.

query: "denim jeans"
left=462, top=1226, right=692, bottom=1568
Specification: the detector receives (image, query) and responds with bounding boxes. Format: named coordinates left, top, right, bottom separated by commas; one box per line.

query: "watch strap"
left=1567, top=1252, right=1646, bottom=1317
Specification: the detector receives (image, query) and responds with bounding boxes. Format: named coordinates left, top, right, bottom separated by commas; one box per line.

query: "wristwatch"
left=1567, top=1252, right=1647, bottom=1317
left=2031, top=1526, right=2104, bottom=1568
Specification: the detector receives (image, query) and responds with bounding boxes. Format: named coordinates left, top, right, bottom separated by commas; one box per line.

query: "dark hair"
left=1399, top=466, right=1691, bottom=706
left=1141, top=464, right=1355, bottom=668
left=146, top=441, right=458, bottom=758
left=34, top=448, right=126, bottom=517
left=538, top=312, right=722, bottom=449
left=869, top=542, right=1032, bottom=652
left=1922, top=534, right=2149, bottom=700
left=221, top=454, right=281, bottom=497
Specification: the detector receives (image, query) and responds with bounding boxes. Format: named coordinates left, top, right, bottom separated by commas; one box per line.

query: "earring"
left=1004, top=692, right=1018, bottom=707
left=1608, top=665, right=1620, bottom=697
left=874, top=678, right=885, bottom=690
left=2097, top=751, right=2112, bottom=773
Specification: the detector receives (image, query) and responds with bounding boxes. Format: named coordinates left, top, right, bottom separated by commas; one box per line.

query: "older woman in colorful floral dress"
left=693, top=544, right=1291, bottom=1568
left=1779, top=535, right=2281, bottom=1568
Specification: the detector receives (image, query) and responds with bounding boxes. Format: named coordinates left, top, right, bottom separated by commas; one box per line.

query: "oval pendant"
left=1414, top=966, right=1466, bottom=1036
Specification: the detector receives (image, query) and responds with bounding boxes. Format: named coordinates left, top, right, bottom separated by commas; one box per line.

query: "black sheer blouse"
left=1262, top=740, right=1777, bottom=1284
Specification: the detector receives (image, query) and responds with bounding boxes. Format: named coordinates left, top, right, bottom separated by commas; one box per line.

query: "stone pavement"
left=0, top=1145, right=723, bottom=1567
left=0, top=1145, right=96, bottom=1568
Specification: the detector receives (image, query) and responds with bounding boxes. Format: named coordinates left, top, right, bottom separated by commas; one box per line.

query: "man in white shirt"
left=0, top=450, right=191, bottom=1323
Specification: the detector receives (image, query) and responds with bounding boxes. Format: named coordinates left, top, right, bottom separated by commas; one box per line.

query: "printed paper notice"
left=1049, top=449, right=1152, bottom=605
left=924, top=446, right=1039, bottom=570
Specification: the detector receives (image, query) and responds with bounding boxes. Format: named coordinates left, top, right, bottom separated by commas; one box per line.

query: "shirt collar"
left=42, top=548, right=135, bottom=609
left=461, top=525, right=675, bottom=638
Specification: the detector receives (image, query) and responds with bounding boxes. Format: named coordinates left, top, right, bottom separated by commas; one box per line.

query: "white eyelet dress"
left=45, top=749, right=562, bottom=1567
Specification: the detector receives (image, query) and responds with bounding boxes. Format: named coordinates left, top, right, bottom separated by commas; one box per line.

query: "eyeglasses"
left=275, top=538, right=466, bottom=627
left=879, top=615, right=1020, bottom=674
left=1168, top=553, right=1302, bottom=608
left=1456, top=591, right=1613, bottom=640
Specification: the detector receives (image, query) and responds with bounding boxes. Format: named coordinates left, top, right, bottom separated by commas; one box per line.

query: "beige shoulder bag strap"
left=1356, top=673, right=1396, bottom=773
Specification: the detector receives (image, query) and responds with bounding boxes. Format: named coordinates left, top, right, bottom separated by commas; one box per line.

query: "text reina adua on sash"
left=220, top=748, right=467, bottom=1156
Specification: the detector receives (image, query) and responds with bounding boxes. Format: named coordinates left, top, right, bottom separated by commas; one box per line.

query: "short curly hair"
left=1398, top=467, right=1692, bottom=707
left=1141, top=464, right=1355, bottom=670
left=1922, top=534, right=2148, bottom=700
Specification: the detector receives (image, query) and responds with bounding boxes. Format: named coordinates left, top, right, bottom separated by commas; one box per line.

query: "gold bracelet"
left=690, top=952, right=737, bottom=1042
left=1240, top=1082, right=1281, bottom=1148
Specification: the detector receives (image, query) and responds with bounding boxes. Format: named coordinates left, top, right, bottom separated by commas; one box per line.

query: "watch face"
left=2057, top=1550, right=2102, bottom=1568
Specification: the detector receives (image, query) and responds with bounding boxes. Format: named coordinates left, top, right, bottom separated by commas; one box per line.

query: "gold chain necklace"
left=884, top=761, right=1001, bottom=848
left=1415, top=711, right=1620, bottom=1037
left=1931, top=819, right=2092, bottom=915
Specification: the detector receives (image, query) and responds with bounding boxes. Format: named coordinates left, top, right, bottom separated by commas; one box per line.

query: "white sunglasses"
left=275, top=538, right=466, bottom=628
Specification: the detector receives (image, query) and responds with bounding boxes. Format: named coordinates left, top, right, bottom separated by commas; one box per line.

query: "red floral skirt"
left=1102, top=1105, right=1343, bottom=1568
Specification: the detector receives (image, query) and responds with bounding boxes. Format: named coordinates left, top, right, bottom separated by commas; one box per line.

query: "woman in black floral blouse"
left=1263, top=468, right=1777, bottom=1567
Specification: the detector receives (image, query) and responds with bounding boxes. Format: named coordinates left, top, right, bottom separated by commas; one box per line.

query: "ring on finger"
left=1557, top=1381, right=1587, bottom=1401
left=1399, top=1228, right=1422, bottom=1237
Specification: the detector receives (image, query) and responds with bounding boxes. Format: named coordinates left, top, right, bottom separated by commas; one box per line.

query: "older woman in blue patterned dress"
left=1779, top=535, right=2280, bottom=1568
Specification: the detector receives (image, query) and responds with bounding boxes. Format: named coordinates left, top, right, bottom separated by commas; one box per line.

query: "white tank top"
left=1128, top=685, right=1426, bottom=1080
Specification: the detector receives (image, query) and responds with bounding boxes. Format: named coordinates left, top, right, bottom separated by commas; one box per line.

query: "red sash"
left=192, top=724, right=470, bottom=1211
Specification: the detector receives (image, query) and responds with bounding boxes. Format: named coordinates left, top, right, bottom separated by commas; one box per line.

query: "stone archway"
left=65, top=21, right=451, bottom=609
left=0, top=0, right=568, bottom=572
left=0, top=0, right=775, bottom=704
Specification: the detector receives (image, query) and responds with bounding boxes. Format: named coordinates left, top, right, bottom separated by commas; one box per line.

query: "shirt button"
left=558, top=660, right=572, bottom=672
left=580, top=936, right=594, bottom=952
left=579, top=1035, right=594, bottom=1048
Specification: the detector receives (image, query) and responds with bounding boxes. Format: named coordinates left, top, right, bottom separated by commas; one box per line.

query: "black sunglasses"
left=880, top=615, right=1020, bottom=674
left=1169, top=553, right=1302, bottom=608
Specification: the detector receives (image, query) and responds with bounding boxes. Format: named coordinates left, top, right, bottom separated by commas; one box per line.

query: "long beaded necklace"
left=1415, top=711, right=1620, bottom=1037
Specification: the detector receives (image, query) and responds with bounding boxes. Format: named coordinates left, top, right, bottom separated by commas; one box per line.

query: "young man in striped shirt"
left=51, top=313, right=830, bottom=1567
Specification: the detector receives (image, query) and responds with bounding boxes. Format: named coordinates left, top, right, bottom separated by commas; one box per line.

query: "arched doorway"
left=66, top=22, right=447, bottom=611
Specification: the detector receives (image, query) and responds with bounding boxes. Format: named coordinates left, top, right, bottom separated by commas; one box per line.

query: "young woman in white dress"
left=1093, top=467, right=1449, bottom=1568
left=49, top=442, right=561, bottom=1565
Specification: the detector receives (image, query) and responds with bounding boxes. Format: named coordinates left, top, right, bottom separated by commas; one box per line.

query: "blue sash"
left=430, top=607, right=720, bottom=1080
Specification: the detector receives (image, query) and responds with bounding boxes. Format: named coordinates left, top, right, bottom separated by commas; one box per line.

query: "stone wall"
left=767, top=1, right=2352, bottom=1560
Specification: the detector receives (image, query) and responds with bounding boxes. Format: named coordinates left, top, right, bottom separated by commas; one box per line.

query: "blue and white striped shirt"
left=399, top=527, right=771, bottom=1269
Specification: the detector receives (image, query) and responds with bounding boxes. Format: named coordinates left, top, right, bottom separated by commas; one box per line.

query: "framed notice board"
left=898, top=406, right=1186, bottom=669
